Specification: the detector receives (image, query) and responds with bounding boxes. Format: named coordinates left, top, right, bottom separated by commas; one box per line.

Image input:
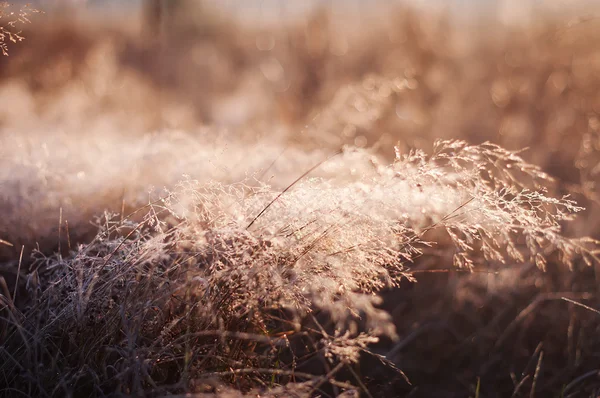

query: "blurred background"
left=2, top=0, right=600, bottom=187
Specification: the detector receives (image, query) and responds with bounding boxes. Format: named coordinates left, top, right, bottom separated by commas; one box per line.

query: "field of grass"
left=2, top=2, right=600, bottom=397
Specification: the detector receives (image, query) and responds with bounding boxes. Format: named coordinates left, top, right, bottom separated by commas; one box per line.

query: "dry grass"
left=2, top=2, right=600, bottom=397
left=0, top=2, right=39, bottom=56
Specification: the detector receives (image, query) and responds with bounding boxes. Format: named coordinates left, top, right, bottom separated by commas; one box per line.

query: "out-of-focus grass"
left=2, top=2, right=600, bottom=397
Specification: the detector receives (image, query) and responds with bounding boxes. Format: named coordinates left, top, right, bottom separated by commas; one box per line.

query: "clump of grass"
left=0, top=140, right=594, bottom=396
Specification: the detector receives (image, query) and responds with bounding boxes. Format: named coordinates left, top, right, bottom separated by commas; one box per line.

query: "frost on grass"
left=0, top=129, right=331, bottom=250
left=1, top=139, right=596, bottom=395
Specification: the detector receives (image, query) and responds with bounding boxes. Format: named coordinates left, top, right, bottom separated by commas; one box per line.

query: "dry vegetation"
left=2, top=2, right=600, bottom=397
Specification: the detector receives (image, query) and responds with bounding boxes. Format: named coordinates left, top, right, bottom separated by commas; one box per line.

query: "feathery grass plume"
left=0, top=2, right=38, bottom=56
left=1, top=140, right=595, bottom=396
